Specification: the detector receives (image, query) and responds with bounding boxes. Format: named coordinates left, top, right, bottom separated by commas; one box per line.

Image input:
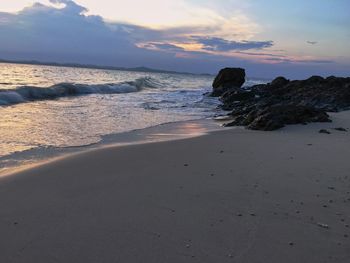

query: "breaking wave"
left=0, top=77, right=161, bottom=106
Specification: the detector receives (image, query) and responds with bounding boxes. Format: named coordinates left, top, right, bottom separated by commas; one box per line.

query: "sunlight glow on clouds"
left=0, top=0, right=349, bottom=77
left=2, top=1, right=247, bottom=27
left=1, top=0, right=260, bottom=39
left=75, top=0, right=257, bottom=35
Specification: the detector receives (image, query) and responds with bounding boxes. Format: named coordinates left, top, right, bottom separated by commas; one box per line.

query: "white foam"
left=0, top=77, right=161, bottom=106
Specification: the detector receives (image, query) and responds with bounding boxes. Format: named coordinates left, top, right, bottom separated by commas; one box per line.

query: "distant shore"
left=0, top=58, right=213, bottom=76
left=1, top=111, right=349, bottom=262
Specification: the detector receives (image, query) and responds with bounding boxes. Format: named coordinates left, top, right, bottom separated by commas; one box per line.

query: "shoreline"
left=0, top=117, right=227, bottom=178
left=0, top=111, right=349, bottom=262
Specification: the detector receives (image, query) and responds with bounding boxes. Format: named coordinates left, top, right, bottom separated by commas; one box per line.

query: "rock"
left=334, top=127, right=348, bottom=132
left=319, top=129, right=331, bottom=134
left=270, top=76, right=290, bottom=87
left=211, top=68, right=245, bottom=96
left=306, top=75, right=325, bottom=84
left=318, top=223, right=330, bottom=229
left=226, top=105, right=331, bottom=131
left=214, top=67, right=350, bottom=130
left=221, top=90, right=255, bottom=105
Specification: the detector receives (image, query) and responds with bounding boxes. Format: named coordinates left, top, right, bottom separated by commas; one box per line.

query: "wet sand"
left=0, top=112, right=350, bottom=263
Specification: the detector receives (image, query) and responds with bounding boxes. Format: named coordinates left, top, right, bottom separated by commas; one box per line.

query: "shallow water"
left=0, top=63, right=266, bottom=171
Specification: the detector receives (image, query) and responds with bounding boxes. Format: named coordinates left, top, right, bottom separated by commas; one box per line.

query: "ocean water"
left=0, top=63, right=265, bottom=172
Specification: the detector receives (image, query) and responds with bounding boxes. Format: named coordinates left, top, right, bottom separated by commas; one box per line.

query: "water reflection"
left=148, top=122, right=210, bottom=138
left=0, top=63, right=220, bottom=170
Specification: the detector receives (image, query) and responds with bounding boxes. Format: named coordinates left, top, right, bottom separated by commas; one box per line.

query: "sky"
left=0, top=0, right=349, bottom=78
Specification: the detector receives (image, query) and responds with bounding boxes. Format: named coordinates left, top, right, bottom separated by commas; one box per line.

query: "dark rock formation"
left=211, top=68, right=245, bottom=96
left=334, top=127, right=347, bottom=132
left=226, top=105, right=330, bottom=131
left=213, top=70, right=350, bottom=130
left=270, top=76, right=290, bottom=87
left=319, top=129, right=331, bottom=134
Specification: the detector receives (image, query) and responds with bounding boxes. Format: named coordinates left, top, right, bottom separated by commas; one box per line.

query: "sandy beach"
left=1, top=111, right=350, bottom=263
left=1, top=0, right=349, bottom=262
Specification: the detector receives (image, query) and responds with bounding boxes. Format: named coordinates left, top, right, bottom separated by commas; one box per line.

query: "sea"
left=0, top=62, right=266, bottom=174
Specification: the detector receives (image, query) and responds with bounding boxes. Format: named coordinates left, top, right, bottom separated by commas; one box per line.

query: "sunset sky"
left=0, top=0, right=349, bottom=77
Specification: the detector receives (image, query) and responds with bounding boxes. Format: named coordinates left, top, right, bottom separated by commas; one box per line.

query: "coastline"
left=0, top=118, right=226, bottom=178
left=1, top=111, right=349, bottom=262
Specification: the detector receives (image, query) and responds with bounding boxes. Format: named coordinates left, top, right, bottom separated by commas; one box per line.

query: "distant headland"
left=0, top=58, right=212, bottom=77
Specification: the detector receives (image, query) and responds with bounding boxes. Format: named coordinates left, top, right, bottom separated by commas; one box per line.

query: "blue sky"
left=0, top=0, right=349, bottom=78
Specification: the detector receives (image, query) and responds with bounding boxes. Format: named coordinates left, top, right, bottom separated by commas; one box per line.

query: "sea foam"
left=0, top=77, right=160, bottom=106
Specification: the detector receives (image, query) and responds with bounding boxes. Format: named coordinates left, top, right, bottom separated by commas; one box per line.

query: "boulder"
left=220, top=90, right=255, bottom=104
left=305, top=75, right=325, bottom=84
left=319, top=129, right=331, bottom=134
left=247, top=105, right=330, bottom=131
left=214, top=67, right=350, bottom=130
left=211, top=68, right=245, bottom=96
left=225, top=105, right=331, bottom=131
left=270, top=76, right=289, bottom=87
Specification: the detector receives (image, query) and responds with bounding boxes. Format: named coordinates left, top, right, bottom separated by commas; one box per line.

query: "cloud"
left=49, top=0, right=87, bottom=14
left=0, top=1, right=142, bottom=64
left=265, top=57, right=333, bottom=64
left=0, top=0, right=344, bottom=78
left=191, top=36, right=274, bottom=51
left=235, top=51, right=286, bottom=58
left=142, top=42, right=185, bottom=52
left=0, top=1, right=239, bottom=74
left=0, top=1, right=274, bottom=63
left=49, top=0, right=70, bottom=3
left=296, top=59, right=333, bottom=64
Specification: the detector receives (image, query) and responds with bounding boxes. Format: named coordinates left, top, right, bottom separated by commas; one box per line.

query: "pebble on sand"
left=319, top=129, right=331, bottom=134
left=317, top=223, right=330, bottom=229
left=334, top=127, right=348, bottom=132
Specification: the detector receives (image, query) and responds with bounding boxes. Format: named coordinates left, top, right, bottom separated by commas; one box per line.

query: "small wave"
left=0, top=77, right=161, bottom=106
left=132, top=77, right=163, bottom=89
left=142, top=103, right=160, bottom=111
left=141, top=99, right=179, bottom=111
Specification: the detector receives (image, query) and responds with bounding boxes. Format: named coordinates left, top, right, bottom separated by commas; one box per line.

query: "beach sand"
left=1, top=112, right=350, bottom=263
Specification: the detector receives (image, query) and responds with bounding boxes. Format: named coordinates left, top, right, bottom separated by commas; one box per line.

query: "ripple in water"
left=0, top=63, right=267, bottom=170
